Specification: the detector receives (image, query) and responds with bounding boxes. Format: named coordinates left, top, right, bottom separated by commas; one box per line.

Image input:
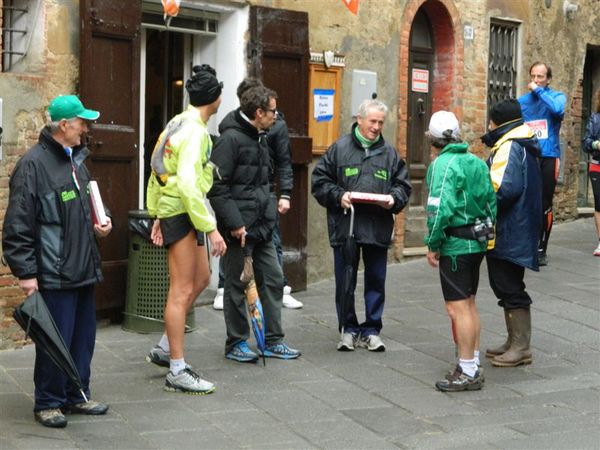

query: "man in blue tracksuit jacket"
left=518, top=62, right=566, bottom=265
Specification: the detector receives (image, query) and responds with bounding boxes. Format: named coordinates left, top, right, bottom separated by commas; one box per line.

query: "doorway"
left=404, top=8, right=434, bottom=249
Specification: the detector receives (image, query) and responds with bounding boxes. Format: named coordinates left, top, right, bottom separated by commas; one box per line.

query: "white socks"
left=459, top=358, right=478, bottom=377
left=158, top=334, right=170, bottom=353
left=170, top=358, right=186, bottom=375
left=474, top=350, right=481, bottom=367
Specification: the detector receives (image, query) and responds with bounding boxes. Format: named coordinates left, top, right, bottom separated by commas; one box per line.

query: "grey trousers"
left=222, top=238, right=284, bottom=353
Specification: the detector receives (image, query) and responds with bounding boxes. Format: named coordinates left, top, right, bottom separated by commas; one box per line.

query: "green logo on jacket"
left=61, top=190, right=77, bottom=202
left=345, top=167, right=359, bottom=177
left=374, top=169, right=388, bottom=181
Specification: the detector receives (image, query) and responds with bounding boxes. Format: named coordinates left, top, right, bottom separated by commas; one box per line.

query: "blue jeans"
left=333, top=244, right=388, bottom=336
left=34, top=285, right=96, bottom=411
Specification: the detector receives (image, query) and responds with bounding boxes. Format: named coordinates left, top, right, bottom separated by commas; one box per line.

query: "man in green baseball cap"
left=2, top=94, right=111, bottom=428
left=48, top=95, right=100, bottom=121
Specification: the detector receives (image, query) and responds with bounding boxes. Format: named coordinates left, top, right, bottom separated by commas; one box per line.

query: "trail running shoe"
left=436, top=365, right=482, bottom=392
left=226, top=341, right=259, bottom=363
left=146, top=345, right=170, bottom=368
left=164, top=367, right=215, bottom=395
left=260, top=342, right=301, bottom=359
left=35, top=408, right=67, bottom=428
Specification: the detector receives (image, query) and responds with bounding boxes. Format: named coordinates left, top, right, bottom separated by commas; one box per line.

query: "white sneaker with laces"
left=358, top=334, right=386, bottom=352
left=593, top=242, right=600, bottom=257
left=337, top=332, right=357, bottom=351
left=282, top=285, right=303, bottom=309
left=213, top=288, right=224, bottom=310
left=165, top=367, right=215, bottom=395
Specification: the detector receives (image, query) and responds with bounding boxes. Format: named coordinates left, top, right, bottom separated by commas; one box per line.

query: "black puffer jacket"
left=312, top=123, right=412, bottom=248
left=582, top=112, right=600, bottom=162
left=209, top=109, right=277, bottom=242
left=219, top=110, right=293, bottom=199
left=2, top=128, right=104, bottom=289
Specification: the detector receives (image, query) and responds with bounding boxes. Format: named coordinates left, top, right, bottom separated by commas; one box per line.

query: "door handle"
left=417, top=98, right=425, bottom=117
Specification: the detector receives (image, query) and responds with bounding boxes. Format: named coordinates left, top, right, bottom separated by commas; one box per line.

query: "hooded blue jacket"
left=483, top=121, right=542, bottom=270
left=518, top=86, right=566, bottom=158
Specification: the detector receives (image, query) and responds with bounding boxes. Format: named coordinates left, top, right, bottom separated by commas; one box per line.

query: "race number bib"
left=526, top=119, right=548, bottom=140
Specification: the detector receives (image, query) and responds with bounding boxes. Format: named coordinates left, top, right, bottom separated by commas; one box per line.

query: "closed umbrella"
left=13, top=291, right=88, bottom=402
left=239, top=237, right=267, bottom=366
left=338, top=204, right=358, bottom=337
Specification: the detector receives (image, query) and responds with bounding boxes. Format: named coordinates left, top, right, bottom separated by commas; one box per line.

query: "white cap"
left=428, top=111, right=460, bottom=139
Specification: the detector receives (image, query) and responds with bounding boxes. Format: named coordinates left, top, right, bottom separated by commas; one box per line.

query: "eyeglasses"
left=263, top=108, right=277, bottom=115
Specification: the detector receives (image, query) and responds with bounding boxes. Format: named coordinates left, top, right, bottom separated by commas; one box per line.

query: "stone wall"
left=0, top=0, right=79, bottom=349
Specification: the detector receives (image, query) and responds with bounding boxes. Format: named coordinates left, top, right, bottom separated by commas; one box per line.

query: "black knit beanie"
left=489, top=99, right=522, bottom=126
left=186, top=64, right=223, bottom=106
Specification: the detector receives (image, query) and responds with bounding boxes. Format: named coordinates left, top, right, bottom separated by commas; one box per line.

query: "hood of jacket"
left=439, top=142, right=469, bottom=155
left=489, top=123, right=540, bottom=160
left=218, top=108, right=264, bottom=140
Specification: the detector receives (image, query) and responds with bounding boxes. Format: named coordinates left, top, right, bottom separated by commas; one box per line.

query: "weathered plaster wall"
left=0, top=0, right=79, bottom=349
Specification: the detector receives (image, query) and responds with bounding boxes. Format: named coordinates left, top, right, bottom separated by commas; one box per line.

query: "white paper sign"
left=313, top=89, right=334, bottom=122
left=412, top=69, right=429, bottom=93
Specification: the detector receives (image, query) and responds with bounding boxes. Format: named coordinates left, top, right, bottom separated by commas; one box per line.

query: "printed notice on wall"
left=411, top=69, right=429, bottom=93
left=313, top=89, right=335, bottom=122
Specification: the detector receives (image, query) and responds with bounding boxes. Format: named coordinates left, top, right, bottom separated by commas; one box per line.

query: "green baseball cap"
left=48, top=95, right=100, bottom=121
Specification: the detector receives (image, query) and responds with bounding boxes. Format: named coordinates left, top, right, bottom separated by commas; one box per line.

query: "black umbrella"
left=338, top=204, right=358, bottom=337
left=13, top=291, right=88, bottom=402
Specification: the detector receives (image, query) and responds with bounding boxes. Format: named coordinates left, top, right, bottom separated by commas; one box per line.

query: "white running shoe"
left=213, top=288, right=224, bottom=310
left=282, top=285, right=303, bottom=309
left=164, top=367, right=215, bottom=395
left=593, top=242, right=600, bottom=257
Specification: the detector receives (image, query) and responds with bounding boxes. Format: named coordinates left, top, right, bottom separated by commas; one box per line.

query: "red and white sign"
left=525, top=119, right=549, bottom=140
left=412, top=69, right=429, bottom=93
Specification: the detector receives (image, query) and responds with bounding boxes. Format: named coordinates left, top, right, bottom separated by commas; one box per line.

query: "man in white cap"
left=424, top=111, right=496, bottom=392
left=3, top=95, right=112, bottom=427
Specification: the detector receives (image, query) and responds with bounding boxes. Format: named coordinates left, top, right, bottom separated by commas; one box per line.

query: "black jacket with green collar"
left=311, top=123, right=412, bottom=248
left=2, top=127, right=104, bottom=289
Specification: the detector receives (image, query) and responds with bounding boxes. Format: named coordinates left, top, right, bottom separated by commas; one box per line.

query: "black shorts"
left=439, top=252, right=485, bottom=301
left=160, top=214, right=205, bottom=248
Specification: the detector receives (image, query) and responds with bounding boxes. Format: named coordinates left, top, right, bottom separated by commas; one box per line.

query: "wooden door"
left=249, top=6, right=311, bottom=290
left=405, top=9, right=434, bottom=248
left=80, top=0, right=141, bottom=319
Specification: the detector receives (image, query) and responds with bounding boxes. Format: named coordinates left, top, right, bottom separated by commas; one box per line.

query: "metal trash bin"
left=123, top=210, right=196, bottom=333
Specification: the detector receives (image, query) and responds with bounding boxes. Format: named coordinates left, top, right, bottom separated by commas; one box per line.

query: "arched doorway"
left=404, top=8, right=434, bottom=248
left=398, top=0, right=462, bottom=254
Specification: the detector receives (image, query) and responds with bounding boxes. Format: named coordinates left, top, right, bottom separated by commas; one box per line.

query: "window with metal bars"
left=487, top=19, right=520, bottom=116
left=1, top=0, right=33, bottom=72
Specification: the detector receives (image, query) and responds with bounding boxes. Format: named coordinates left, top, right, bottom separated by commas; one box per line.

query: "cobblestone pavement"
left=1, top=218, right=598, bottom=449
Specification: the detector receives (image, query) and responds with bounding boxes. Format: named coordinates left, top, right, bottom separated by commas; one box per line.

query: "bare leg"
left=445, top=299, right=475, bottom=360
left=469, top=296, right=481, bottom=351
left=164, top=232, right=203, bottom=360
left=594, top=211, right=600, bottom=238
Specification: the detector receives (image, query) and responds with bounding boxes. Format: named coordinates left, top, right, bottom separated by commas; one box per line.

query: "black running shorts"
left=160, top=213, right=205, bottom=248
left=438, top=252, right=485, bottom=301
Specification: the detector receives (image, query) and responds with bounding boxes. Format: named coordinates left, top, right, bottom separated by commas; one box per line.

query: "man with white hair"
left=312, top=99, right=411, bottom=352
left=424, top=111, right=496, bottom=392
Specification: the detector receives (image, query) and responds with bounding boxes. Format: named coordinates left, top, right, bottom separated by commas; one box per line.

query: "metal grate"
left=487, top=19, right=519, bottom=116
left=1, top=0, right=29, bottom=72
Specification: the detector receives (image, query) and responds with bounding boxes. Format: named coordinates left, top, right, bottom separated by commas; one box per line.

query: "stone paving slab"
left=0, top=218, right=598, bottom=449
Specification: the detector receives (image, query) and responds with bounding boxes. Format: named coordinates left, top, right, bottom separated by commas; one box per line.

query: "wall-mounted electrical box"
left=351, top=70, right=377, bottom=117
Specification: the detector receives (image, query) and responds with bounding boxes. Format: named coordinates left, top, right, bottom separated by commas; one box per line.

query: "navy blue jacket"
left=582, top=112, right=600, bottom=163
left=483, top=121, right=542, bottom=270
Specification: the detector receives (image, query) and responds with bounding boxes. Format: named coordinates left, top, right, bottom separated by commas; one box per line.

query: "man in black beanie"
left=144, top=64, right=228, bottom=394
left=481, top=99, right=542, bottom=368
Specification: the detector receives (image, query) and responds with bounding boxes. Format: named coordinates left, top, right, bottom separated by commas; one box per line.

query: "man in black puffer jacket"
left=208, top=86, right=300, bottom=363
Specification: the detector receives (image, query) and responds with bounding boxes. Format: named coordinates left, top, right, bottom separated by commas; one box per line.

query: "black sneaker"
left=436, top=365, right=482, bottom=392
